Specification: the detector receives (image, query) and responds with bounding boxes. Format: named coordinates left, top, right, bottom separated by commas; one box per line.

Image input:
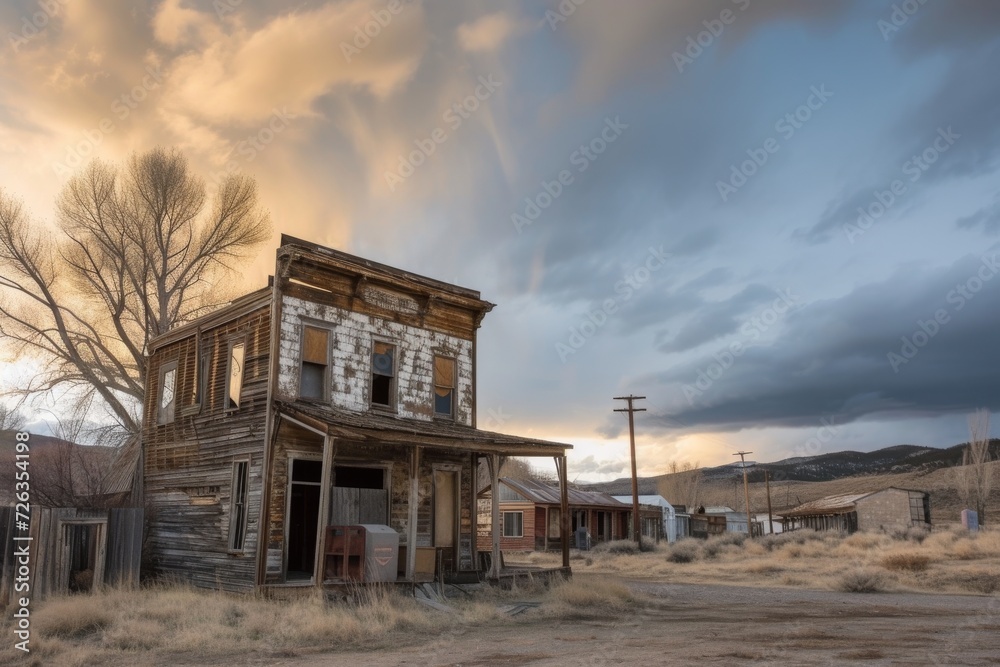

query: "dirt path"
left=275, top=580, right=1000, bottom=667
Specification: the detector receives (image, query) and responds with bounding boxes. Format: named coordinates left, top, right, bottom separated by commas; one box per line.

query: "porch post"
left=469, top=453, right=478, bottom=568
left=488, top=453, right=501, bottom=578
left=406, top=446, right=422, bottom=580
left=314, top=435, right=336, bottom=587
left=556, top=455, right=569, bottom=569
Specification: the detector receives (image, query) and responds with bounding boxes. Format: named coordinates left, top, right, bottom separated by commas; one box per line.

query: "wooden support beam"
left=488, top=454, right=501, bottom=578
left=470, top=453, right=478, bottom=568
left=406, top=446, right=422, bottom=580
left=313, top=436, right=336, bottom=586
left=556, top=455, right=570, bottom=569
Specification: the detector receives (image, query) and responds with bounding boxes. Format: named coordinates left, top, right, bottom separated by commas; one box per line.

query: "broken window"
left=157, top=361, right=178, bottom=425
left=227, top=341, right=245, bottom=410
left=502, top=511, right=523, bottom=538
left=300, top=325, right=329, bottom=400
left=370, top=341, right=396, bottom=408
left=229, top=460, right=249, bottom=551
left=433, top=356, right=456, bottom=418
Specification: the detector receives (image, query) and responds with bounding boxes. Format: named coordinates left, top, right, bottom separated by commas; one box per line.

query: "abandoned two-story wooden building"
left=140, top=235, right=572, bottom=592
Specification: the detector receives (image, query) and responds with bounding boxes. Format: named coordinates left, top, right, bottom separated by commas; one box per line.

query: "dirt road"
left=278, top=580, right=1000, bottom=666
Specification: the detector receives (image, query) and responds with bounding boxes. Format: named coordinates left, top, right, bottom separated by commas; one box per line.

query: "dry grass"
left=528, top=526, right=1000, bottom=596
left=880, top=553, right=931, bottom=572
left=0, top=574, right=642, bottom=666
left=837, top=569, right=888, bottom=593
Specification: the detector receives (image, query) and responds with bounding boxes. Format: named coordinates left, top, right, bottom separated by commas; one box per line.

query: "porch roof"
left=276, top=401, right=572, bottom=457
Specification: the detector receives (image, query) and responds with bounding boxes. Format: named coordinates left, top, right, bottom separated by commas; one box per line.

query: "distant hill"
left=580, top=440, right=1000, bottom=497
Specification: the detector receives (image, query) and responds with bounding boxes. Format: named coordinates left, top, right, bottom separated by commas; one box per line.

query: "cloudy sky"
left=2, top=0, right=999, bottom=481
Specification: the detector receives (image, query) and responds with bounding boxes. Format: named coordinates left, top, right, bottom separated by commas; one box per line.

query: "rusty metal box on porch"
left=356, top=524, right=399, bottom=582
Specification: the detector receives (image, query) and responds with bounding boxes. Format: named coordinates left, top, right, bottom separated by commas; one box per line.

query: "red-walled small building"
left=477, top=478, right=661, bottom=552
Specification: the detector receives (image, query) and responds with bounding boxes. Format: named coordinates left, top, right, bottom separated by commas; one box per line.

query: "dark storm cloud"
left=957, top=198, right=1000, bottom=235
left=656, top=283, right=778, bottom=354
left=799, top=27, right=1000, bottom=243
left=645, top=252, right=1000, bottom=432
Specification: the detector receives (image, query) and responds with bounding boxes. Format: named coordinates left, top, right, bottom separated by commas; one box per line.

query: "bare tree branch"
left=0, top=147, right=271, bottom=437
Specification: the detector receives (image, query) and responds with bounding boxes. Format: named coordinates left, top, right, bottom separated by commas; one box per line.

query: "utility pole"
left=614, top=395, right=646, bottom=545
left=734, top=451, right=754, bottom=538
left=765, top=469, right=774, bottom=536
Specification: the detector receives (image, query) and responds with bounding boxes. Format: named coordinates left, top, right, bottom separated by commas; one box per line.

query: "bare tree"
left=0, top=148, right=270, bottom=437
left=30, top=412, right=116, bottom=508
left=657, top=461, right=702, bottom=510
left=0, top=403, right=25, bottom=431
left=956, top=409, right=994, bottom=526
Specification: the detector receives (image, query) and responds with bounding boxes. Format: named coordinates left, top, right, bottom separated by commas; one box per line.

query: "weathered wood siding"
left=0, top=507, right=142, bottom=603
left=143, top=304, right=270, bottom=592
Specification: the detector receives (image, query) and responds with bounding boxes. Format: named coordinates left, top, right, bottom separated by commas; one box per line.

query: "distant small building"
left=478, top=479, right=661, bottom=552
left=612, top=494, right=678, bottom=542
left=782, top=488, right=930, bottom=534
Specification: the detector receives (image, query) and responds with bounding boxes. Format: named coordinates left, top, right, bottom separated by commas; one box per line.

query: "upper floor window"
left=300, top=325, right=329, bottom=400
left=157, top=360, right=178, bottom=425
left=227, top=340, right=245, bottom=410
left=370, top=341, right=396, bottom=408
left=433, top=356, right=456, bottom=418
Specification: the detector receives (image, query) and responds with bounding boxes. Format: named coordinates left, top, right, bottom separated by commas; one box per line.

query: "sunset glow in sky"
left=2, top=1, right=999, bottom=481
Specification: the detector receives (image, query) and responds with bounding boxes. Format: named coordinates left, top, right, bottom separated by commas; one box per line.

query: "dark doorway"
left=66, top=524, right=99, bottom=593
left=286, top=459, right=322, bottom=579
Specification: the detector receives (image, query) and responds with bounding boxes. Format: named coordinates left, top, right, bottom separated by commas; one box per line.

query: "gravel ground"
left=276, top=578, right=1000, bottom=667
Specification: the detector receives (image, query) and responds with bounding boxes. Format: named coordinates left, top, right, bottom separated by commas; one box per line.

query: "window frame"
left=225, top=338, right=247, bottom=411
left=502, top=511, right=524, bottom=538
left=432, top=354, right=457, bottom=419
left=229, top=458, right=250, bottom=553
left=298, top=323, right=331, bottom=401
left=369, top=338, right=398, bottom=411
left=156, top=359, right=179, bottom=425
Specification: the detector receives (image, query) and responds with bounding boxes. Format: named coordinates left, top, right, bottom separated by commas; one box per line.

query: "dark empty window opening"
left=229, top=460, right=250, bottom=551
left=292, top=459, right=324, bottom=484
left=370, top=342, right=395, bottom=408
left=300, top=326, right=329, bottom=400
left=333, top=465, right=384, bottom=489
left=433, top=356, right=456, bottom=417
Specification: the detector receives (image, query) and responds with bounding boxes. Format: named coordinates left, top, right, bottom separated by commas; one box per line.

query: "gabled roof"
left=279, top=401, right=571, bottom=457
left=782, top=487, right=927, bottom=518
left=491, top=478, right=623, bottom=508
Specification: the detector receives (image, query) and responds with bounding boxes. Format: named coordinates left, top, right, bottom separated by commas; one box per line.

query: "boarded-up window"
left=227, top=341, right=245, bottom=409
left=370, top=341, right=395, bottom=408
left=502, top=511, right=523, bottom=538
left=433, top=356, right=456, bottom=417
left=300, top=326, right=329, bottom=400
left=229, top=460, right=249, bottom=551
left=434, top=469, right=458, bottom=548
left=157, top=361, right=178, bottom=424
